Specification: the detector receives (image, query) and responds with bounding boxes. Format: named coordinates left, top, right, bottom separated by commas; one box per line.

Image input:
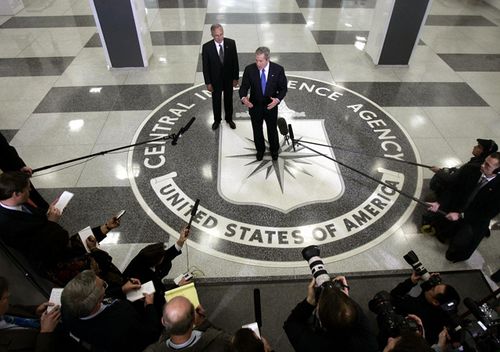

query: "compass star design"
left=227, top=137, right=318, bottom=193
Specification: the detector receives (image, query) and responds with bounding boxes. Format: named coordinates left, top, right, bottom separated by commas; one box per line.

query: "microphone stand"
left=290, top=136, right=447, bottom=216
left=32, top=117, right=196, bottom=174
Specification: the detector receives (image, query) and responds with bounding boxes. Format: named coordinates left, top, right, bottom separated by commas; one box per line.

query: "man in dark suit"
left=0, top=132, right=48, bottom=210
left=61, top=270, right=161, bottom=352
left=427, top=152, right=500, bottom=262
left=0, top=171, right=120, bottom=285
left=202, top=24, right=239, bottom=130
left=239, top=47, right=287, bottom=161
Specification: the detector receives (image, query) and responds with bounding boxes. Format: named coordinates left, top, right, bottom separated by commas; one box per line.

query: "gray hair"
left=255, top=47, right=270, bottom=59
left=61, top=270, right=103, bottom=318
left=210, top=23, right=223, bottom=33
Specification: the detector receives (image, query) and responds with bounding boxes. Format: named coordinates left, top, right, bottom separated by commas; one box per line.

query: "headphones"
left=488, top=140, right=498, bottom=154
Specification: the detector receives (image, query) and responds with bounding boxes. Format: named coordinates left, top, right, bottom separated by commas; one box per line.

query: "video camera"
left=368, top=290, right=420, bottom=339
left=403, top=250, right=443, bottom=291
left=446, top=298, right=500, bottom=352
left=301, top=245, right=343, bottom=291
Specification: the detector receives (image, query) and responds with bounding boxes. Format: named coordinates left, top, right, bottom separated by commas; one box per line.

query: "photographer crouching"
left=283, top=245, right=378, bottom=352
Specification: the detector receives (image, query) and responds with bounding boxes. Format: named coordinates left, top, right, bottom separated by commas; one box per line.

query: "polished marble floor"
left=1, top=0, right=500, bottom=286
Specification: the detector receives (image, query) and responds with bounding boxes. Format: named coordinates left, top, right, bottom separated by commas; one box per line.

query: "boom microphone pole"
left=295, top=139, right=434, bottom=169
left=187, top=199, right=200, bottom=229
left=32, top=117, right=196, bottom=174
left=288, top=125, right=446, bottom=216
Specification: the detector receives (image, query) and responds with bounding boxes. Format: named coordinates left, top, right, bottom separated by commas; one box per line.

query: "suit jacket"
left=0, top=204, right=70, bottom=266
left=445, top=164, right=500, bottom=235
left=144, top=320, right=232, bottom=352
left=239, top=61, right=287, bottom=108
left=0, top=133, right=25, bottom=172
left=123, top=244, right=182, bottom=312
left=0, top=305, right=55, bottom=352
left=62, top=300, right=160, bottom=352
left=0, top=204, right=104, bottom=268
left=283, top=299, right=378, bottom=352
left=202, top=38, right=239, bottom=90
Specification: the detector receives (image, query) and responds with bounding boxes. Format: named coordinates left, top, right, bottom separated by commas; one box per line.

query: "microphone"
left=277, top=117, right=289, bottom=144
left=187, top=199, right=200, bottom=229
left=172, top=117, right=196, bottom=145
left=254, top=288, right=262, bottom=329
left=277, top=117, right=288, bottom=136
left=288, top=124, right=296, bottom=151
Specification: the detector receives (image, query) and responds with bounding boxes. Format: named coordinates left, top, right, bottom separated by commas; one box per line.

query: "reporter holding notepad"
left=0, top=171, right=121, bottom=286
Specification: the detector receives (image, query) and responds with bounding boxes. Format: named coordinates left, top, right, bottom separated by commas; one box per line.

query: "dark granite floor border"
left=150, top=31, right=203, bottom=45
left=311, top=30, right=369, bottom=44
left=85, top=32, right=203, bottom=47
left=205, top=13, right=306, bottom=24
left=0, top=57, right=75, bottom=77
left=0, top=130, right=18, bottom=143
left=0, top=15, right=95, bottom=28
left=145, top=0, right=207, bottom=8
left=438, top=54, right=500, bottom=72
left=34, top=84, right=192, bottom=113
left=296, top=0, right=376, bottom=9
left=426, top=15, right=497, bottom=26
left=341, top=82, right=488, bottom=107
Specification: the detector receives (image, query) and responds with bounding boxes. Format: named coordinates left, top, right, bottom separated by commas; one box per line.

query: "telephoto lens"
left=301, top=245, right=331, bottom=288
left=403, top=250, right=430, bottom=281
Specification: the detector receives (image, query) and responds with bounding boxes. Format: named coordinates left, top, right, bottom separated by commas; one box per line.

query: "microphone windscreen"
left=277, top=118, right=288, bottom=136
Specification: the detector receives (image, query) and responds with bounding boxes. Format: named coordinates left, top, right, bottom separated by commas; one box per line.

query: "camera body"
left=403, top=250, right=442, bottom=291
left=301, top=245, right=343, bottom=290
left=446, top=298, right=500, bottom=351
left=369, top=290, right=420, bottom=339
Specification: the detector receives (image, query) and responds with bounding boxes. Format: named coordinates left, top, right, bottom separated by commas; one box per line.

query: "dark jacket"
left=443, top=164, right=500, bottom=236
left=390, top=278, right=452, bottom=344
left=62, top=300, right=160, bottom=352
left=0, top=133, right=49, bottom=210
left=283, top=298, right=378, bottom=352
left=202, top=38, right=239, bottom=90
left=143, top=321, right=232, bottom=352
left=239, top=61, right=287, bottom=108
left=0, top=133, right=25, bottom=172
left=123, top=244, right=182, bottom=313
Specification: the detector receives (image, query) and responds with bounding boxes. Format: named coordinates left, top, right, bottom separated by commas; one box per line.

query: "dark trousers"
left=431, top=216, right=485, bottom=262
left=250, top=107, right=279, bottom=155
left=445, top=221, right=485, bottom=262
left=211, top=83, right=234, bottom=122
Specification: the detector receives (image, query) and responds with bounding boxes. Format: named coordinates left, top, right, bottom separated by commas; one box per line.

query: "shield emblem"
left=219, top=104, right=344, bottom=213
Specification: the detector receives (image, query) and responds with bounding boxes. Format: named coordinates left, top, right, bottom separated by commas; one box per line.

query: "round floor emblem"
left=128, top=76, right=422, bottom=266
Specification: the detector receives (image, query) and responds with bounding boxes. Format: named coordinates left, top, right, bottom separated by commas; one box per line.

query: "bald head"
left=162, top=296, right=195, bottom=335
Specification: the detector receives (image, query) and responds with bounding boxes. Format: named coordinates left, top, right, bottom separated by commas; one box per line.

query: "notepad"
left=126, top=281, right=156, bottom=302
left=78, top=226, right=95, bottom=253
left=242, top=322, right=261, bottom=338
left=54, top=191, right=74, bottom=212
left=47, top=288, right=63, bottom=313
left=165, top=282, right=200, bottom=307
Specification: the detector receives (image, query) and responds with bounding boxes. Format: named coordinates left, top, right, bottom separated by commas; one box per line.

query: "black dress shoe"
left=212, top=121, right=220, bottom=130
left=227, top=120, right=236, bottom=129
left=272, top=154, right=278, bottom=160
left=256, top=152, right=264, bottom=161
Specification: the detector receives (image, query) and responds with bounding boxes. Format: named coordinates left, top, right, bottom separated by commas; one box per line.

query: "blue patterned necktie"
left=2, top=315, right=40, bottom=329
left=261, top=69, right=266, bottom=95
